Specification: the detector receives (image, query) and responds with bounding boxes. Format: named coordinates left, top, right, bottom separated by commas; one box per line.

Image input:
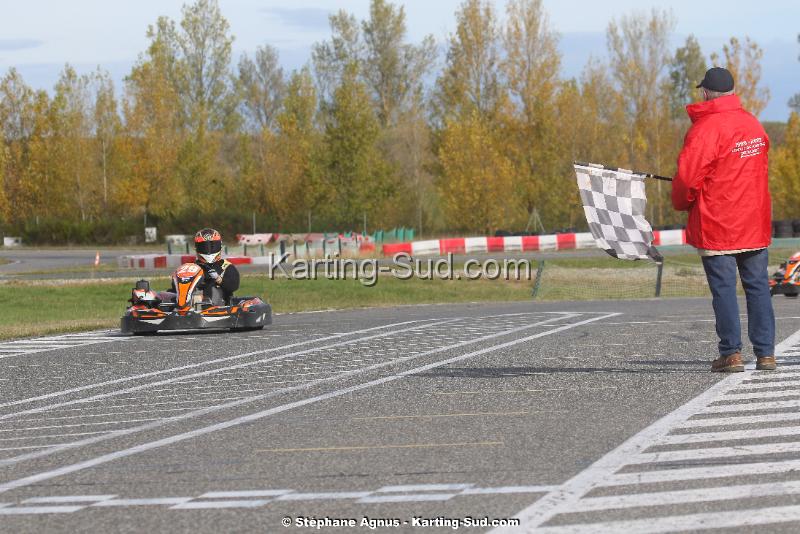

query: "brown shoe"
left=756, top=356, right=777, bottom=371
left=711, top=352, right=744, bottom=373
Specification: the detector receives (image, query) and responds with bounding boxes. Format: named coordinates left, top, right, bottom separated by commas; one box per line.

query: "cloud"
left=0, top=38, right=44, bottom=51
left=261, top=7, right=331, bottom=31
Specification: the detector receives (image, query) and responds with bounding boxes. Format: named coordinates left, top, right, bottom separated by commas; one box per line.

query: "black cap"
left=696, top=67, right=734, bottom=92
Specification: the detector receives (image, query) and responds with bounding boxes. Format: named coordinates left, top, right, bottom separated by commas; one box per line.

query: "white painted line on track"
left=0, top=431, right=112, bottom=442
left=531, top=505, right=800, bottom=534
left=461, top=486, right=558, bottom=495
left=276, top=492, right=371, bottom=501
left=23, top=495, right=116, bottom=504
left=11, top=408, right=198, bottom=423
left=170, top=500, right=269, bottom=509
left=678, top=412, right=800, bottom=428
left=0, top=313, right=582, bottom=468
left=0, top=320, right=425, bottom=410
left=722, top=389, right=800, bottom=399
left=632, top=440, right=800, bottom=463
left=493, top=325, right=800, bottom=533
left=605, top=458, right=800, bottom=486
left=0, top=483, right=575, bottom=513
left=377, top=483, right=472, bottom=492
left=700, top=398, right=800, bottom=413
left=357, top=493, right=455, bottom=503
left=0, top=419, right=160, bottom=432
left=0, top=319, right=459, bottom=421
left=732, top=379, right=800, bottom=389
left=0, top=445, right=58, bottom=452
left=199, top=490, right=291, bottom=498
left=0, top=330, right=132, bottom=361
left=658, top=424, right=800, bottom=444
left=0, top=312, right=617, bottom=495
left=92, top=498, right=192, bottom=507
left=0, top=505, right=85, bottom=514
left=569, top=480, right=800, bottom=513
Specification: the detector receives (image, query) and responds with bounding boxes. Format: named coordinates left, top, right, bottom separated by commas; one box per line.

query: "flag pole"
left=574, top=161, right=673, bottom=182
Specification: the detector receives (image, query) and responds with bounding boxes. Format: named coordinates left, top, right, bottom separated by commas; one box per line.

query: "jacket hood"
left=685, top=94, right=742, bottom=123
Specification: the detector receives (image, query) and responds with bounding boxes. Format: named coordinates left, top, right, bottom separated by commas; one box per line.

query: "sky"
left=0, top=0, right=797, bottom=121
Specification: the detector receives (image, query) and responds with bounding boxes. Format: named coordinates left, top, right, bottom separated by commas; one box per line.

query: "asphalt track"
left=2, top=298, right=800, bottom=532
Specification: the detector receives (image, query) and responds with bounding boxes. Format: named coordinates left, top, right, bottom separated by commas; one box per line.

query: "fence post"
left=532, top=259, right=545, bottom=298
left=167, top=242, right=172, bottom=254
left=279, top=240, right=286, bottom=258
left=655, top=261, right=664, bottom=297
left=337, top=237, right=342, bottom=256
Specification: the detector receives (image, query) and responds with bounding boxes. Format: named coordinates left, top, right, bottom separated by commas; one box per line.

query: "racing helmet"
left=194, top=228, right=223, bottom=264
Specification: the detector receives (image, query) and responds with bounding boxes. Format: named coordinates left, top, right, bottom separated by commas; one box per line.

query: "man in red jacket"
left=672, top=67, right=775, bottom=373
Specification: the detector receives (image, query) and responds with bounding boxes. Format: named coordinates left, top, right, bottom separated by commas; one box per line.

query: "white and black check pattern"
left=575, top=164, right=661, bottom=261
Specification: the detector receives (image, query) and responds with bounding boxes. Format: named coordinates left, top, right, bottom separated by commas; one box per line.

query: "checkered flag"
left=574, top=162, right=663, bottom=262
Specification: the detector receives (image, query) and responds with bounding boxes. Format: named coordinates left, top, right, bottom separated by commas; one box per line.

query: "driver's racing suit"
left=163, top=259, right=240, bottom=305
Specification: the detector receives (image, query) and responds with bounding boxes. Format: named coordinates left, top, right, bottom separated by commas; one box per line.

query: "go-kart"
left=770, top=252, right=800, bottom=297
left=121, top=263, right=272, bottom=334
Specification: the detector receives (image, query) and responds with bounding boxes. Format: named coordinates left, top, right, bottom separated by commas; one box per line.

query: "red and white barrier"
left=118, top=254, right=265, bottom=269
left=381, top=229, right=686, bottom=257
left=236, top=233, right=276, bottom=245
left=120, top=229, right=686, bottom=266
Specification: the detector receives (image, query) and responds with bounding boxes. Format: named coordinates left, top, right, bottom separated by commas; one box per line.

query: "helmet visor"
left=196, top=240, right=222, bottom=255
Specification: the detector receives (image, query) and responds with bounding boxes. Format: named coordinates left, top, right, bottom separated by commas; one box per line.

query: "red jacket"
left=671, top=94, right=771, bottom=250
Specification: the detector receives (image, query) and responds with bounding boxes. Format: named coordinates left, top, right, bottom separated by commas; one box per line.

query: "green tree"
left=551, top=64, right=627, bottom=229
left=0, top=69, right=42, bottom=225
left=501, top=0, right=562, bottom=229
left=50, top=65, right=96, bottom=221
left=238, top=45, right=284, bottom=133
left=711, top=36, right=769, bottom=117
left=361, top=0, right=435, bottom=127
left=788, top=34, right=799, bottom=113
left=771, top=113, right=800, bottom=218
left=118, top=31, right=184, bottom=219
left=319, top=64, right=393, bottom=228
left=669, top=35, right=707, bottom=117
left=607, top=9, right=676, bottom=225
left=312, top=10, right=363, bottom=103
left=175, top=0, right=236, bottom=131
left=438, top=111, right=517, bottom=234
left=262, top=68, right=321, bottom=229
left=434, top=0, right=503, bottom=122
left=0, top=142, right=7, bottom=224
left=93, top=69, right=120, bottom=213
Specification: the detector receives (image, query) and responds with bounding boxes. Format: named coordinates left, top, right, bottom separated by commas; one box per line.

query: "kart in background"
left=121, top=263, right=272, bottom=334
left=770, top=252, right=800, bottom=298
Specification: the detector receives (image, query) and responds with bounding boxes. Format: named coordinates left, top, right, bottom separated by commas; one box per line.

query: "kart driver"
left=191, top=228, right=240, bottom=304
